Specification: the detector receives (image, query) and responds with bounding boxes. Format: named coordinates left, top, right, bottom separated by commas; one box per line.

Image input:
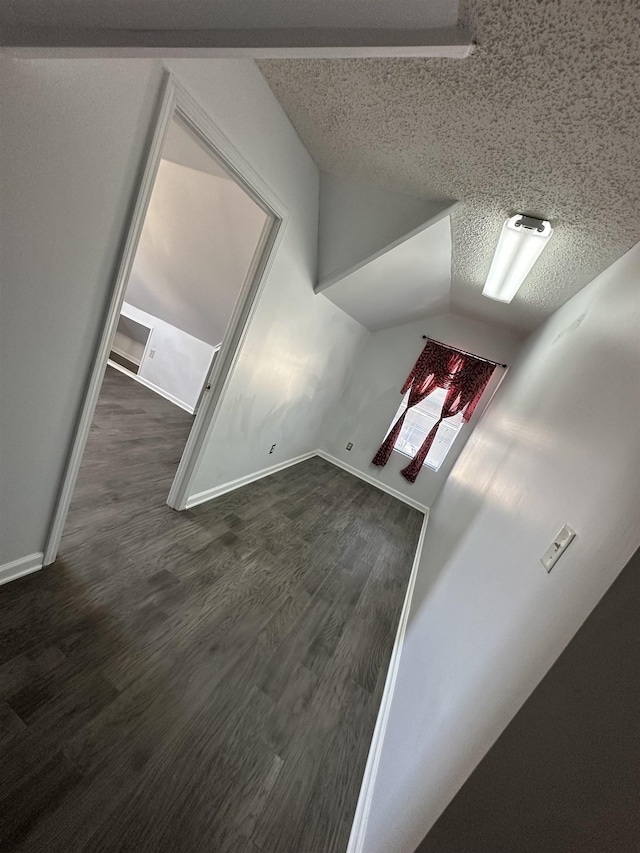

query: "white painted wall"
left=322, top=314, right=522, bottom=510
left=360, top=242, right=640, bottom=853
left=126, top=156, right=267, bottom=348
left=1, top=57, right=156, bottom=566
left=0, top=56, right=367, bottom=565
left=177, top=72, right=370, bottom=500
left=117, top=302, right=216, bottom=412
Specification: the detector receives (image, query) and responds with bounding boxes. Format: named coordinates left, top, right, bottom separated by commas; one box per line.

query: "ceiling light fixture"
left=482, top=214, right=553, bottom=303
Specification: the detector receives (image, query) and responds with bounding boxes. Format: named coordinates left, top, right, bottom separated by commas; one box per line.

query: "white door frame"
left=43, top=69, right=287, bottom=566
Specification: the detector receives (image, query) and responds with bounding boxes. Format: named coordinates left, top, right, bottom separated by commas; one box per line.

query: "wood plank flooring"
left=0, top=366, right=423, bottom=852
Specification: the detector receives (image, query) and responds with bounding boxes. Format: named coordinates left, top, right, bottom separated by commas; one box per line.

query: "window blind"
left=391, top=386, right=463, bottom=472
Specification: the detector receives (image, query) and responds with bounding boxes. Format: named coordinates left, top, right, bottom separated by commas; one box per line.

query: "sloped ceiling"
left=259, top=0, right=640, bottom=333
left=320, top=211, right=454, bottom=331
left=317, top=171, right=453, bottom=288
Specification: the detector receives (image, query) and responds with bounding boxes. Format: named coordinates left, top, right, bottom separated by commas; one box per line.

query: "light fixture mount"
left=515, top=215, right=547, bottom=233
left=482, top=213, right=553, bottom=303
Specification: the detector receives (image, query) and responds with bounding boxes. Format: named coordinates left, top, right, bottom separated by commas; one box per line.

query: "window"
left=389, top=386, right=464, bottom=472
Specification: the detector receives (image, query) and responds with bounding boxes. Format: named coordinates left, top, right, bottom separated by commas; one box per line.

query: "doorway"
left=44, top=74, right=284, bottom=565
left=107, top=110, right=269, bottom=417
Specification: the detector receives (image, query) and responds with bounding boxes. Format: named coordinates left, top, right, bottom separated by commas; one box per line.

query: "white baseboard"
left=316, top=449, right=428, bottom=514
left=184, top=451, right=318, bottom=509
left=0, top=552, right=44, bottom=587
left=346, top=511, right=429, bottom=853
left=106, top=360, right=195, bottom=414
left=185, top=449, right=430, bottom=515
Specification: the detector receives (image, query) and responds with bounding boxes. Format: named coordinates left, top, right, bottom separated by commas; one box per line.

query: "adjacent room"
left=108, top=113, right=268, bottom=414
left=1, top=2, right=639, bottom=852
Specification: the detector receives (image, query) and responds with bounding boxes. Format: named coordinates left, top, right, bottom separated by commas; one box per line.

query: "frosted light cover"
left=483, top=215, right=553, bottom=303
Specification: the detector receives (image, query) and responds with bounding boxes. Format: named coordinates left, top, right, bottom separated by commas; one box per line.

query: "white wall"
left=126, top=156, right=267, bottom=348
left=1, top=57, right=157, bottom=565
left=0, top=56, right=367, bottom=566
left=180, top=71, right=371, bottom=499
left=117, top=302, right=216, bottom=412
left=322, top=314, right=522, bottom=509
left=361, top=242, right=640, bottom=853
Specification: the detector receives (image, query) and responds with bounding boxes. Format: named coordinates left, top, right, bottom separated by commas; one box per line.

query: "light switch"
left=541, top=524, right=576, bottom=573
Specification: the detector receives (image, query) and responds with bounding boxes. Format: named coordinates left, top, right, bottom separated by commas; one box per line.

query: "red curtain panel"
left=372, top=340, right=496, bottom=483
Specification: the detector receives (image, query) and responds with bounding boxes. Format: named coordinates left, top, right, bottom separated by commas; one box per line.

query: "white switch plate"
left=541, top=524, right=576, bottom=573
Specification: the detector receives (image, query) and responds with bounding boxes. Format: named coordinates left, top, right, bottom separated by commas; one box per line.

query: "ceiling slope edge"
left=1, top=27, right=473, bottom=58
left=316, top=170, right=456, bottom=293
left=319, top=205, right=458, bottom=331
left=0, top=0, right=471, bottom=56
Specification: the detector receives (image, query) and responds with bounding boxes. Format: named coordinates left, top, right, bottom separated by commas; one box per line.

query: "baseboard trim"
left=184, top=451, right=318, bottom=509
left=185, top=449, right=430, bottom=514
left=316, top=449, right=428, bottom=514
left=106, top=360, right=195, bottom=414
left=346, top=510, right=429, bottom=853
left=0, top=552, right=44, bottom=587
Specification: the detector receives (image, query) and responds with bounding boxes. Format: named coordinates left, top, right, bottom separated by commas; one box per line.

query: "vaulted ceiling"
left=259, top=0, right=640, bottom=333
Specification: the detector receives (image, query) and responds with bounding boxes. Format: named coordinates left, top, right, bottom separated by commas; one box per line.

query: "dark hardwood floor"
left=0, top=366, right=423, bottom=852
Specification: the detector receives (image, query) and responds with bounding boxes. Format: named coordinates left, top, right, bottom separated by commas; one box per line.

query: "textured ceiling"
left=259, top=0, right=640, bottom=333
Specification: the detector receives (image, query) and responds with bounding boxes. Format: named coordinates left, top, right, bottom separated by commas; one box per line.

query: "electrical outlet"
left=269, top=444, right=276, bottom=454
left=346, top=442, right=353, bottom=451
left=541, top=524, right=576, bottom=572
left=148, top=348, right=156, bottom=359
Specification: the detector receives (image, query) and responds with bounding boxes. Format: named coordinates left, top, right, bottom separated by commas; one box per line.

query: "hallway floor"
left=0, top=366, right=423, bottom=852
